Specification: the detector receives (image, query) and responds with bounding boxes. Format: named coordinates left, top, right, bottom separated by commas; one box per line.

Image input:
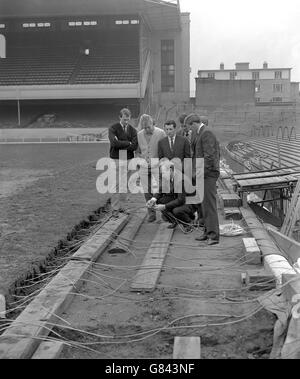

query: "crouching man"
left=146, top=160, right=197, bottom=232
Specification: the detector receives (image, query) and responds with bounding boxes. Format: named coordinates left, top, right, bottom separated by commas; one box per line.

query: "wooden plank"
left=224, top=207, right=242, bottom=220
left=242, top=238, right=262, bottom=265
left=31, top=341, right=65, bottom=359
left=0, top=216, right=128, bottom=359
left=0, top=294, right=5, bottom=319
left=0, top=261, right=90, bottom=359
left=219, top=193, right=241, bottom=208
left=173, top=337, right=201, bottom=359
left=71, top=214, right=129, bottom=261
left=108, top=210, right=146, bottom=254
left=130, top=223, right=173, bottom=292
left=267, top=227, right=300, bottom=265
left=240, top=207, right=296, bottom=284
left=243, top=269, right=276, bottom=291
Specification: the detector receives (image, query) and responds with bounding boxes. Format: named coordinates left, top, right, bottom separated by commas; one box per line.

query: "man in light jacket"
left=137, top=114, right=165, bottom=222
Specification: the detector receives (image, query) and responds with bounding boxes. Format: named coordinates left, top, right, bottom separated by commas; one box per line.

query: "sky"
left=179, top=0, right=300, bottom=93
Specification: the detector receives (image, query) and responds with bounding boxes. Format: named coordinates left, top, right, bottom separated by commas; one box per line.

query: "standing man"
left=136, top=114, right=165, bottom=222
left=177, top=113, right=191, bottom=139
left=158, top=119, right=191, bottom=162
left=108, top=108, right=138, bottom=217
left=184, top=114, right=220, bottom=245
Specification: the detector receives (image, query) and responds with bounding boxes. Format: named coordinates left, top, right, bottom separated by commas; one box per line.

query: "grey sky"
left=180, top=0, right=300, bottom=93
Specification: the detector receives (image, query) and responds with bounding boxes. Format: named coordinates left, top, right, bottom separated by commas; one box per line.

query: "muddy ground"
left=53, top=199, right=275, bottom=360
left=0, top=143, right=109, bottom=297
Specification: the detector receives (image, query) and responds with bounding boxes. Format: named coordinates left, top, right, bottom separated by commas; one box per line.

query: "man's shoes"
left=167, top=223, right=177, bottom=229
left=207, top=238, right=219, bottom=246
left=112, top=210, right=119, bottom=218
left=182, top=225, right=193, bottom=233
left=195, top=234, right=207, bottom=241
left=147, top=214, right=156, bottom=223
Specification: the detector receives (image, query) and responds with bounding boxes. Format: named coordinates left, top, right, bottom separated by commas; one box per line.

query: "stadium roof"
left=0, top=0, right=182, bottom=30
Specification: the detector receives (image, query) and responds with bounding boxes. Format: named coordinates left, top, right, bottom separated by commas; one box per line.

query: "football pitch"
left=0, top=142, right=110, bottom=296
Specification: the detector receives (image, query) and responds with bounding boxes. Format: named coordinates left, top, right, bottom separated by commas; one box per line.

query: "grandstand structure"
left=0, top=0, right=190, bottom=127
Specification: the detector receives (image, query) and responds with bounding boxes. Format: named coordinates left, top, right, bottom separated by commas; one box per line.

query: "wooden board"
left=242, top=238, right=262, bottom=265
left=267, top=227, right=300, bottom=265
left=130, top=223, right=173, bottom=292
left=108, top=210, right=147, bottom=254
left=0, top=216, right=128, bottom=359
left=173, top=337, right=201, bottom=359
left=224, top=207, right=242, bottom=220
left=31, top=341, right=65, bottom=359
left=0, top=261, right=90, bottom=359
left=219, top=193, right=241, bottom=208
left=71, top=214, right=129, bottom=261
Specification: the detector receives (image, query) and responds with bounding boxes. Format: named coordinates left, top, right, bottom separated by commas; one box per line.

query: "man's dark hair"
left=179, top=113, right=188, bottom=125
left=164, top=119, right=177, bottom=129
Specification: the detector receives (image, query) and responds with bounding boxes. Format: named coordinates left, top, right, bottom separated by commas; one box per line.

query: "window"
left=252, top=71, right=259, bottom=80
left=230, top=71, right=237, bottom=80
left=272, top=97, right=282, bottom=102
left=161, top=40, right=175, bottom=92
left=273, top=84, right=283, bottom=92
left=255, top=84, right=260, bottom=92
left=0, top=24, right=6, bottom=29
left=275, top=71, right=282, bottom=79
left=37, top=22, right=51, bottom=27
left=68, top=20, right=97, bottom=27
left=23, top=21, right=51, bottom=28
left=208, top=72, right=215, bottom=79
left=115, top=19, right=137, bottom=25
left=256, top=98, right=260, bottom=103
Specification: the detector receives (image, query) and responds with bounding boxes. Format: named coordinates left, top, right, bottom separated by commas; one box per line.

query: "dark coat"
left=108, top=122, right=138, bottom=160
left=154, top=178, right=185, bottom=211
left=191, top=125, right=220, bottom=179
left=158, top=135, right=191, bottom=161
left=192, top=125, right=220, bottom=178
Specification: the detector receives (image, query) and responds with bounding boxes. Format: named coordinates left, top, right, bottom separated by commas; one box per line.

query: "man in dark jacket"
left=158, top=120, right=191, bottom=162
left=108, top=108, right=138, bottom=217
left=147, top=161, right=197, bottom=231
left=184, top=114, right=220, bottom=245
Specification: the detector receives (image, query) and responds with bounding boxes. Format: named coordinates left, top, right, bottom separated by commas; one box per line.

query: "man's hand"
left=147, top=198, right=157, bottom=208
left=154, top=204, right=166, bottom=212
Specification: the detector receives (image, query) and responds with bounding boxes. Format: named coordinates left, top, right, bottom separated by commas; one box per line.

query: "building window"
left=272, top=97, right=282, bottom=102
left=275, top=71, right=282, bottom=79
left=273, top=84, right=283, bottom=92
left=230, top=71, right=237, bottom=80
left=115, top=19, right=137, bottom=25
left=252, top=71, right=259, bottom=80
left=208, top=72, right=215, bottom=79
left=0, top=24, right=6, bottom=29
left=68, top=20, right=97, bottom=27
left=161, top=40, right=175, bottom=92
left=256, top=98, right=260, bottom=103
left=255, top=84, right=260, bottom=92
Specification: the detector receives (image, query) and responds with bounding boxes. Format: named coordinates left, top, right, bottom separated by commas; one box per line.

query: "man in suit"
left=184, top=114, right=220, bottom=245
left=158, top=120, right=191, bottom=163
left=147, top=160, right=197, bottom=232
left=108, top=108, right=138, bottom=218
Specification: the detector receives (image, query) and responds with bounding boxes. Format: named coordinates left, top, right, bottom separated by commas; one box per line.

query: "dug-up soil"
left=53, top=201, right=275, bottom=360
